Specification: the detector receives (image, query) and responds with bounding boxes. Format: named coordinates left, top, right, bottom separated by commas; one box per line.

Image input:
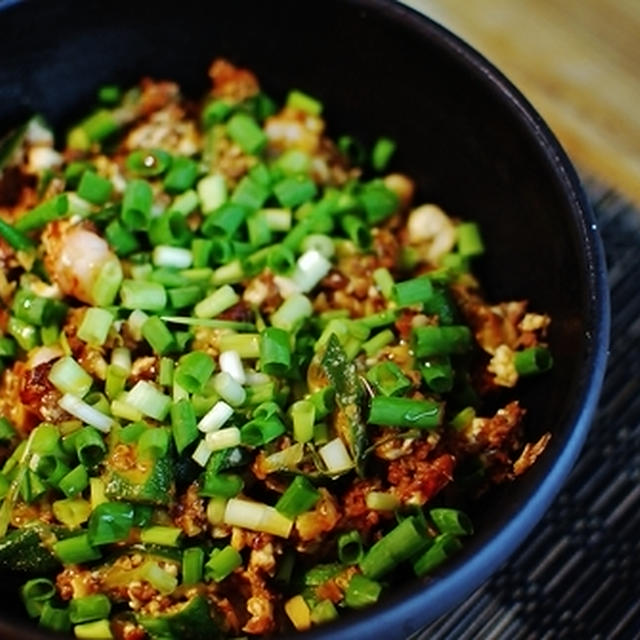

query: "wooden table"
left=404, top=0, right=640, bottom=204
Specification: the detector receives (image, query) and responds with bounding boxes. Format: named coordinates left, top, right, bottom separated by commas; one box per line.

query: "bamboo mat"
left=404, top=0, right=640, bottom=205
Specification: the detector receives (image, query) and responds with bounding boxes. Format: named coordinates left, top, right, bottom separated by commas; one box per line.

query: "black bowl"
left=0, top=0, right=609, bottom=638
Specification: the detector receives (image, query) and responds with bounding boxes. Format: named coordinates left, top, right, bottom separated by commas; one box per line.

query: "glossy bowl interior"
left=0, top=0, right=609, bottom=638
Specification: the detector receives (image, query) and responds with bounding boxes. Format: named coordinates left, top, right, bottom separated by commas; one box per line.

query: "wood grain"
left=404, top=0, right=640, bottom=204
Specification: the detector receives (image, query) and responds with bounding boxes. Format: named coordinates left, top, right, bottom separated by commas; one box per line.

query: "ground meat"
left=137, top=78, right=180, bottom=117
left=513, top=432, right=552, bottom=476
left=387, top=447, right=456, bottom=506
left=171, top=482, right=208, bottom=537
left=341, top=479, right=385, bottom=537
left=242, top=568, right=277, bottom=635
left=218, top=300, right=255, bottom=323
left=19, top=360, right=70, bottom=424
left=129, top=356, right=159, bottom=384
left=295, top=489, right=341, bottom=544
left=452, top=282, right=542, bottom=355
left=209, top=59, right=260, bottom=102
left=56, top=566, right=99, bottom=600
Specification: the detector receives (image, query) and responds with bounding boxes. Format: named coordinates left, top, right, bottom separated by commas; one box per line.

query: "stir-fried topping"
left=0, top=59, right=552, bottom=639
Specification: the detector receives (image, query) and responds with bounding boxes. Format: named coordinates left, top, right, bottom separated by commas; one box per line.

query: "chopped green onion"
left=14, top=194, right=69, bottom=232
left=340, top=214, right=371, bottom=248
left=275, top=475, right=320, bottom=519
left=286, top=89, right=323, bottom=115
left=368, top=396, right=442, bottom=429
left=310, top=599, right=338, bottom=625
left=205, top=426, right=241, bottom=451
left=204, top=545, right=242, bottom=582
left=231, top=176, right=270, bottom=212
left=371, top=137, right=396, bottom=172
left=48, top=356, right=93, bottom=397
left=226, top=113, right=267, bottom=155
left=358, top=180, right=398, bottom=225
left=223, top=497, right=293, bottom=538
left=182, top=547, right=205, bottom=585
left=168, top=285, right=202, bottom=309
left=197, top=173, right=227, bottom=214
left=273, top=175, right=317, bottom=208
left=141, top=562, right=178, bottom=595
left=361, top=329, right=395, bottom=357
left=337, top=135, right=367, bottom=166
left=39, top=601, right=71, bottom=633
left=213, top=372, right=246, bottom=407
left=218, top=333, right=261, bottom=358
left=69, top=593, right=111, bottom=624
left=344, top=573, right=382, bottom=609
left=59, top=464, right=90, bottom=498
left=59, top=394, right=116, bottom=432
left=194, top=284, right=239, bottom=319
left=212, top=259, right=245, bottom=285
left=8, top=316, right=40, bottom=350
left=259, top=327, right=291, bottom=376
left=140, top=525, right=183, bottom=547
left=87, top=501, right=134, bottom=545
left=0, top=218, right=34, bottom=250
left=457, top=222, right=484, bottom=257
left=449, top=406, right=476, bottom=431
left=12, top=289, right=67, bottom=327
left=121, top=179, right=152, bottom=230
left=126, top=148, right=172, bottom=177
left=149, top=210, right=193, bottom=247
left=200, top=471, right=244, bottom=497
left=270, top=293, right=312, bottom=331
left=360, top=516, right=429, bottom=579
left=77, top=308, right=114, bottom=346
left=170, top=399, right=198, bottom=454
left=240, top=416, right=286, bottom=446
left=412, top=325, right=473, bottom=357
left=365, top=491, right=399, bottom=512
left=358, top=309, right=398, bottom=329
left=174, top=351, right=215, bottom=393
left=73, top=619, right=113, bottom=639
left=21, top=578, right=56, bottom=618
left=152, top=246, right=193, bottom=269
left=104, top=219, right=139, bottom=256
left=219, top=350, right=246, bottom=384
left=413, top=532, right=462, bottom=577
left=120, top=279, right=167, bottom=311
left=68, top=109, right=118, bottom=148
left=514, top=346, right=553, bottom=375
left=197, top=400, right=234, bottom=433
left=202, top=202, right=250, bottom=237
left=126, top=381, right=171, bottom=421
left=393, top=275, right=434, bottom=306
left=74, top=427, right=107, bottom=468
left=290, top=399, right=315, bottom=443
left=141, top=316, right=176, bottom=355
left=138, top=427, right=170, bottom=458
left=77, top=171, right=112, bottom=205
left=163, top=156, right=199, bottom=193
left=420, top=356, right=454, bottom=393
left=366, top=361, right=411, bottom=397
left=429, top=508, right=473, bottom=536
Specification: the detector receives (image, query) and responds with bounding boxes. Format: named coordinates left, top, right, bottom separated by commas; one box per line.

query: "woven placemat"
left=416, top=181, right=640, bottom=640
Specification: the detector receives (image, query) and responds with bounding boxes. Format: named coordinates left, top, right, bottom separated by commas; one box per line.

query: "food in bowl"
left=0, top=59, right=553, bottom=639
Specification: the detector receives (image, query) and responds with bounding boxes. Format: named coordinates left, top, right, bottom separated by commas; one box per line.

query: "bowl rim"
left=0, top=0, right=610, bottom=638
